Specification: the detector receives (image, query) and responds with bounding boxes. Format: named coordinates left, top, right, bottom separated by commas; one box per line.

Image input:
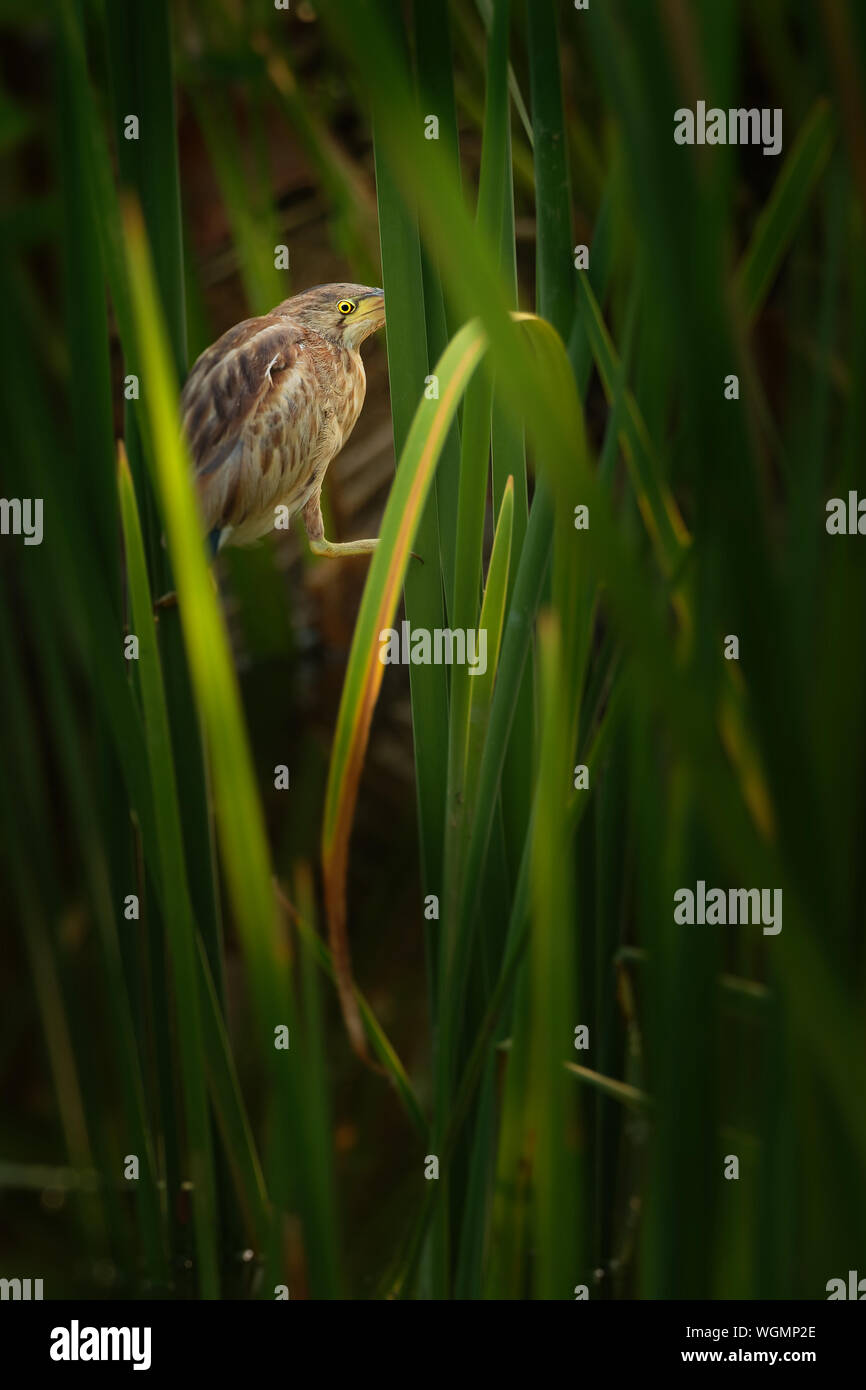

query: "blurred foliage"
left=0, top=0, right=865, bottom=1300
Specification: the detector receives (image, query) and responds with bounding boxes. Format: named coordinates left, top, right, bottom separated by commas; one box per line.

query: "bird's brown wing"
left=181, top=315, right=317, bottom=539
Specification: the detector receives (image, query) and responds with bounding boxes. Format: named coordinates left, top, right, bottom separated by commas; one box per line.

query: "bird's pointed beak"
left=354, top=291, right=386, bottom=330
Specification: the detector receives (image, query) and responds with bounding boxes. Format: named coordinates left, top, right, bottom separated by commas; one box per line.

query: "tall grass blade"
left=118, top=445, right=219, bottom=1297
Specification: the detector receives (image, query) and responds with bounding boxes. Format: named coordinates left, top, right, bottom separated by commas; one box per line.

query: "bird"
left=180, top=282, right=386, bottom=562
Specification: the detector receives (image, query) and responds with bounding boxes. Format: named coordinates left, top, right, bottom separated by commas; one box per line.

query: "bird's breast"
left=302, top=343, right=366, bottom=476
left=316, top=343, right=365, bottom=437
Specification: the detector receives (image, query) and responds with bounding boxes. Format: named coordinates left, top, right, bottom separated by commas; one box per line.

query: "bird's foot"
left=154, top=590, right=178, bottom=613
left=308, top=536, right=378, bottom=559
left=307, top=536, right=423, bottom=564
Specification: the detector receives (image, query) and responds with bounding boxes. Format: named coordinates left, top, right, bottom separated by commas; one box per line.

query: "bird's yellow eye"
left=337, top=299, right=356, bottom=315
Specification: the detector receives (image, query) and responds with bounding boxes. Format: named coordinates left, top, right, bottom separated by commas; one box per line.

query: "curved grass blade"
left=322, top=308, right=583, bottom=1066
left=322, top=318, right=488, bottom=1060
left=121, top=201, right=280, bottom=1050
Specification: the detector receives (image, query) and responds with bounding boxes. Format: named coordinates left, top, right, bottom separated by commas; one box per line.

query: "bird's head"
left=273, top=282, right=386, bottom=350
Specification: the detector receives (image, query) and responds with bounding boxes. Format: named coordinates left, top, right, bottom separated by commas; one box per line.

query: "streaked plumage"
left=180, top=282, right=386, bottom=556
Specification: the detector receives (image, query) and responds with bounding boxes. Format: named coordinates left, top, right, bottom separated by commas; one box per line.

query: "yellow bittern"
left=180, top=282, right=386, bottom=560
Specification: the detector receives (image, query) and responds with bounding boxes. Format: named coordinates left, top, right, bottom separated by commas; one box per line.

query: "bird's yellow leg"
left=302, top=491, right=378, bottom=559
